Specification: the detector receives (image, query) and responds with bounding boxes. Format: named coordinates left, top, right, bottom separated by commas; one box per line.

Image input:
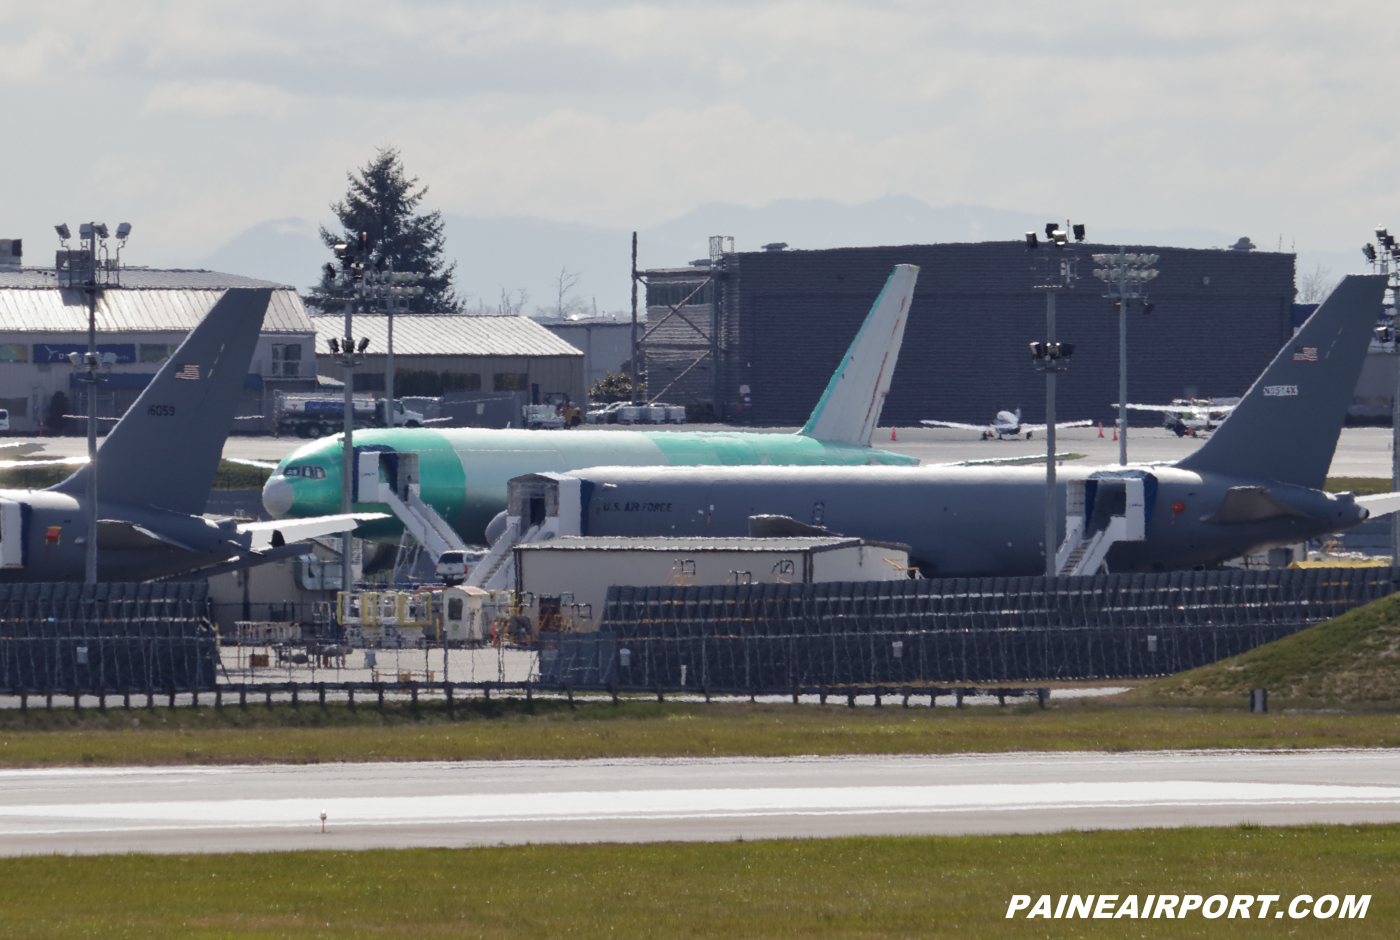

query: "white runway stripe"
left=3, top=780, right=1399, bottom=834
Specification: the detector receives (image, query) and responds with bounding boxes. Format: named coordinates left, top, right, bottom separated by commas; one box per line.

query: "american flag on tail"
left=175, top=363, right=200, bottom=381
left=1293, top=346, right=1318, bottom=362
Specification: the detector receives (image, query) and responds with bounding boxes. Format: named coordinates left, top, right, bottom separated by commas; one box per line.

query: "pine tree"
left=308, top=147, right=460, bottom=313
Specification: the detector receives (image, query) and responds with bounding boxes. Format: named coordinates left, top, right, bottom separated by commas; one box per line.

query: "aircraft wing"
left=1114, top=403, right=1231, bottom=415
left=920, top=420, right=990, bottom=431
left=223, top=456, right=280, bottom=470
left=1020, top=420, right=1094, bottom=432
left=1356, top=492, right=1400, bottom=517
left=237, top=512, right=390, bottom=551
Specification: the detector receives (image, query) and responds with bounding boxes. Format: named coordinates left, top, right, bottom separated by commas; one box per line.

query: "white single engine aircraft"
left=1112, top=398, right=1239, bottom=437
left=921, top=408, right=1093, bottom=440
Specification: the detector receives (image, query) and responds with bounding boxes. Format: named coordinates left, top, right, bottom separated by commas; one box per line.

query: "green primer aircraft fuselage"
left=266, top=427, right=918, bottom=545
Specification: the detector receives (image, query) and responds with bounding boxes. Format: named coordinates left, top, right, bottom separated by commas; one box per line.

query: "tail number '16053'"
left=147, top=404, right=176, bottom=417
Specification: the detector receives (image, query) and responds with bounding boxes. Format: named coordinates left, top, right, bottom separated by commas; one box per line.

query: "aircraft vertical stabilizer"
left=1176, top=274, right=1387, bottom=490
left=53, top=288, right=273, bottom=515
left=799, top=264, right=919, bottom=448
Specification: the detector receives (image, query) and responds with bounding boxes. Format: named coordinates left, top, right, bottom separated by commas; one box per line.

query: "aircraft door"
left=0, top=500, right=26, bottom=568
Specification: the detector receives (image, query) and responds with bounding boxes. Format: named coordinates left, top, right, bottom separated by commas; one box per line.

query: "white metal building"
left=515, top=535, right=912, bottom=619
left=312, top=314, right=586, bottom=407
left=0, top=267, right=315, bottom=433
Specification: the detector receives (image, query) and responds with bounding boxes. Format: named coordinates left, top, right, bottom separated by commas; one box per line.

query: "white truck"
left=273, top=391, right=424, bottom=438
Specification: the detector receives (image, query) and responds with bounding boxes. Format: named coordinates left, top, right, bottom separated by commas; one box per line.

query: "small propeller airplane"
left=1112, top=398, right=1240, bottom=437
left=921, top=408, right=1093, bottom=440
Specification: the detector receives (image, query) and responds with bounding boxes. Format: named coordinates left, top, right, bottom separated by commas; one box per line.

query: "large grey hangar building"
left=643, top=241, right=1297, bottom=427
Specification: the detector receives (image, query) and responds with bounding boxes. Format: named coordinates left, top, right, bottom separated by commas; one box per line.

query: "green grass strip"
left=3, top=699, right=1400, bottom=766
left=1, top=826, right=1395, bottom=938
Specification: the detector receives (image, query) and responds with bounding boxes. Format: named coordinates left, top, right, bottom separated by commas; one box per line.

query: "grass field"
left=1, top=825, right=1393, bottom=938
left=1137, top=591, right=1400, bottom=706
left=0, top=458, right=270, bottom=490
left=1, top=698, right=1399, bottom=766
left=1324, top=476, right=1392, bottom=495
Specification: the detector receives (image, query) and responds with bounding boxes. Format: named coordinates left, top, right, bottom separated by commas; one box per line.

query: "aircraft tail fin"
left=53, top=288, right=273, bottom=515
left=799, top=263, right=919, bottom=447
left=1176, top=274, right=1386, bottom=489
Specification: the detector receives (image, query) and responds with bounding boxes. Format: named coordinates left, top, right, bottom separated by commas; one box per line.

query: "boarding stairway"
left=1054, top=473, right=1149, bottom=576
left=358, top=451, right=468, bottom=564
left=465, top=473, right=586, bottom=590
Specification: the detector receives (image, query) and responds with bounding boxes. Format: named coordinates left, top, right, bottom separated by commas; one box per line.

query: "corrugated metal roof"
left=0, top=267, right=286, bottom=289
left=311, top=314, right=582, bottom=357
left=516, top=536, right=864, bottom=552
left=0, top=287, right=312, bottom=334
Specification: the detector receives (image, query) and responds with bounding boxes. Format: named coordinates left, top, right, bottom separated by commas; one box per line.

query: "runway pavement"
left=3, top=749, right=1398, bottom=856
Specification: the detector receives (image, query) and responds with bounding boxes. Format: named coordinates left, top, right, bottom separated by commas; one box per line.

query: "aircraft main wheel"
left=1026, top=431, right=1033, bottom=439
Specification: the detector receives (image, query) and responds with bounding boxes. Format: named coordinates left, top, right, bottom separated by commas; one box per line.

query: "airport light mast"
left=1092, top=249, right=1159, bottom=465
left=1027, top=223, right=1081, bottom=579
left=1364, top=227, right=1400, bottom=573
left=55, top=221, right=130, bottom=584
left=326, top=235, right=373, bottom=594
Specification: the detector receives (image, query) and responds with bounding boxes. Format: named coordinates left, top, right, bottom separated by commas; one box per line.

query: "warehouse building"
left=312, top=314, right=586, bottom=408
left=0, top=264, right=314, bottom=434
left=642, top=240, right=1297, bottom=427
left=534, top=315, right=636, bottom=393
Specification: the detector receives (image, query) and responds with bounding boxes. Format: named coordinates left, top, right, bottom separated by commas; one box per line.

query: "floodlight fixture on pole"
left=54, top=220, right=130, bottom=583
left=1027, top=223, right=1082, bottom=579
left=1093, top=249, right=1160, bottom=466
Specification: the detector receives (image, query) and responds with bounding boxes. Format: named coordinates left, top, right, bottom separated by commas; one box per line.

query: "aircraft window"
left=283, top=466, right=301, bottom=477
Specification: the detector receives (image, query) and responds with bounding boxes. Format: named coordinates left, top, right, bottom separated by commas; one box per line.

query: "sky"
left=4, top=1, right=1398, bottom=286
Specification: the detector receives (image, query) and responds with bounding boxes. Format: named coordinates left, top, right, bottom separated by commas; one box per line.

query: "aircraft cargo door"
left=0, top=500, right=27, bottom=568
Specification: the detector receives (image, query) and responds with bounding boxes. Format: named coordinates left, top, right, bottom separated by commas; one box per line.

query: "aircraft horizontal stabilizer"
left=1355, top=492, right=1400, bottom=518
left=800, top=264, right=919, bottom=448
left=237, top=512, right=390, bottom=551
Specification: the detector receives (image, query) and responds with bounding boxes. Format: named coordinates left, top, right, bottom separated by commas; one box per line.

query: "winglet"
left=799, top=264, right=919, bottom=447
left=1175, top=274, right=1387, bottom=489
left=52, top=288, right=273, bottom=514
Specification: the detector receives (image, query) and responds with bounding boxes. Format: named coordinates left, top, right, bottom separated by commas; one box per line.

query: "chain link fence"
left=543, top=568, right=1396, bottom=691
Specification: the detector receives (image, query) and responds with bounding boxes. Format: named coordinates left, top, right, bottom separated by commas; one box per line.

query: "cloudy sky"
left=4, top=1, right=1397, bottom=273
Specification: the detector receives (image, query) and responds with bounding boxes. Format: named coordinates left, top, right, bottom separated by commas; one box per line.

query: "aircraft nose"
left=262, top=475, right=294, bottom=516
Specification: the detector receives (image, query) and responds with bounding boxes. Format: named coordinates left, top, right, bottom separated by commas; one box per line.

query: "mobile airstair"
left=1055, top=472, right=1151, bottom=576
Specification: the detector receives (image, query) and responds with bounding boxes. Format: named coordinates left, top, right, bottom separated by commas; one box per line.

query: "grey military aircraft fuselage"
left=0, top=489, right=259, bottom=583
left=570, top=463, right=1368, bottom=576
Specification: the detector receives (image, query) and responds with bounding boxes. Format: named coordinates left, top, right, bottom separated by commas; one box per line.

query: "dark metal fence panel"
left=539, top=568, right=1398, bottom=692
left=0, top=582, right=215, bottom=693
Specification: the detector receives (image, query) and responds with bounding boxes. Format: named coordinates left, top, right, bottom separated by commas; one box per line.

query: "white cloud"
left=3, top=0, right=1400, bottom=261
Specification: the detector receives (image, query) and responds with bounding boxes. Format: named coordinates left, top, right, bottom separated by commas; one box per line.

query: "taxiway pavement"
left=2, top=749, right=1397, bottom=856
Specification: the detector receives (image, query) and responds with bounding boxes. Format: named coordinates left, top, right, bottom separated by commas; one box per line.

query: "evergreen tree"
left=308, top=147, right=460, bottom=313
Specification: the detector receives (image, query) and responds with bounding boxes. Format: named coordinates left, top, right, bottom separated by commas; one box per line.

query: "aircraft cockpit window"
left=283, top=466, right=326, bottom=480
left=283, top=466, right=301, bottom=477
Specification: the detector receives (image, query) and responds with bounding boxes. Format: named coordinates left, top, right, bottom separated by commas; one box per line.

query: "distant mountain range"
left=185, top=196, right=1357, bottom=313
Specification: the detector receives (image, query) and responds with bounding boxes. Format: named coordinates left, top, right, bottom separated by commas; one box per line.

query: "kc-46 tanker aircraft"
left=264, top=264, right=923, bottom=546
left=0, top=288, right=381, bottom=582
left=508, top=274, right=1400, bottom=578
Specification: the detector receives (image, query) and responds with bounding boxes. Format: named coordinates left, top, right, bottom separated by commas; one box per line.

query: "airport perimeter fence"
left=0, top=582, right=216, bottom=693
left=541, top=568, right=1398, bottom=692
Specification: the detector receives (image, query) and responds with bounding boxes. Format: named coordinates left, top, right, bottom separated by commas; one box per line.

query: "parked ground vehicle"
left=586, top=402, right=685, bottom=425
left=273, top=391, right=424, bottom=438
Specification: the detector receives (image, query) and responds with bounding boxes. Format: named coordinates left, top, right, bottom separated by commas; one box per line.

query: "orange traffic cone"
left=1113, top=426, right=1118, bottom=441
left=1098, top=421, right=1104, bottom=438
left=891, top=428, right=897, bottom=441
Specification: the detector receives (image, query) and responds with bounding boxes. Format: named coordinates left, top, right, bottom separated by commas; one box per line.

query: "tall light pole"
left=1027, top=224, right=1081, bottom=579
left=1093, top=249, right=1159, bottom=465
left=55, top=221, right=130, bottom=584
left=1364, top=228, right=1400, bottom=572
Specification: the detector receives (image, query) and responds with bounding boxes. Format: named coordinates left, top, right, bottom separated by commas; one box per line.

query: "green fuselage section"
left=267, top=428, right=918, bottom=545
